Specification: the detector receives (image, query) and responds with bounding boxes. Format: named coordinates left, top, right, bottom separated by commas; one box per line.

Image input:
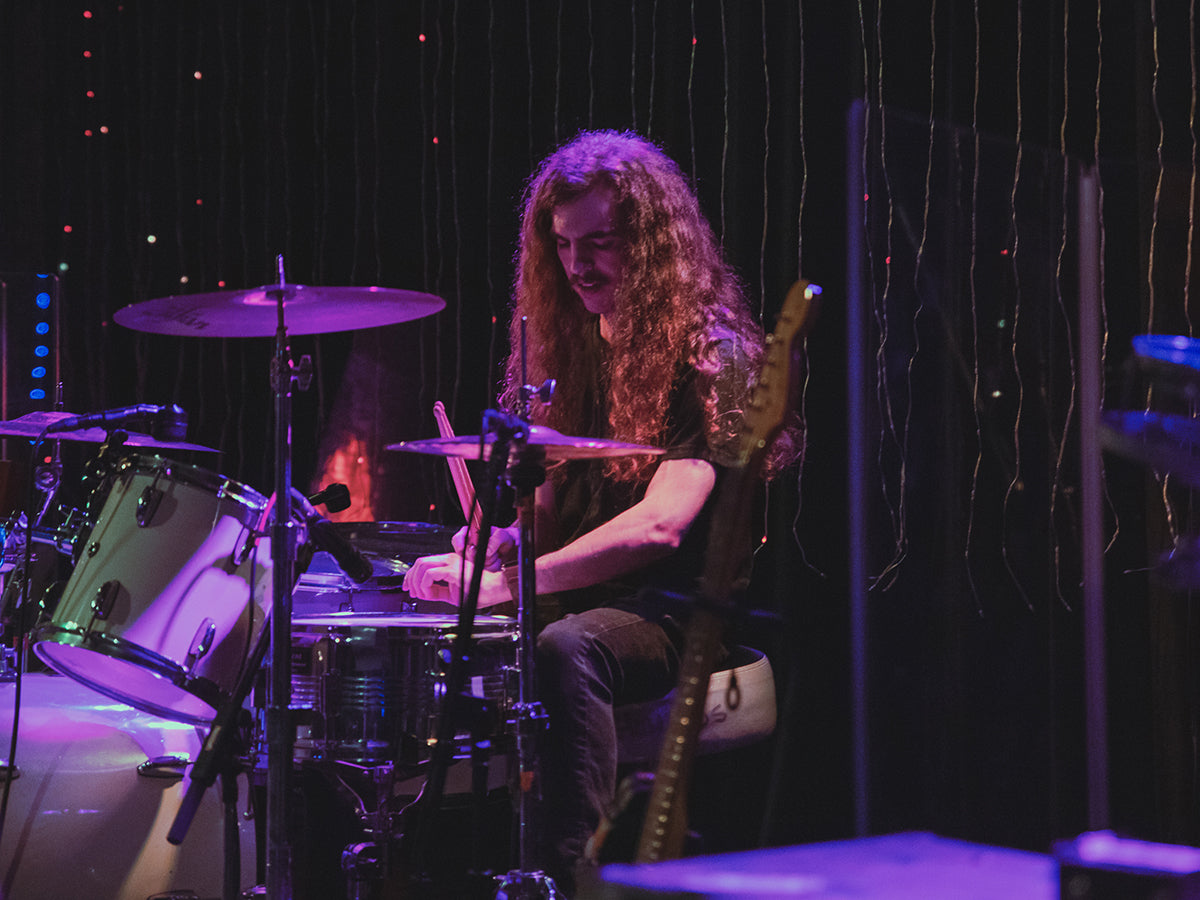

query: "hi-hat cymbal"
left=113, top=283, right=445, bottom=337
left=0, top=411, right=216, bottom=452
left=388, top=425, right=666, bottom=461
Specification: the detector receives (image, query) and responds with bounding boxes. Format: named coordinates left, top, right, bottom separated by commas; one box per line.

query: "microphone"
left=45, top=403, right=188, bottom=443
left=292, top=487, right=372, bottom=583
left=307, top=482, right=351, bottom=514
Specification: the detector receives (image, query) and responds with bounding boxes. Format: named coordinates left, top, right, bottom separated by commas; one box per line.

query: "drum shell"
left=290, top=612, right=518, bottom=767
left=0, top=673, right=256, bottom=900
left=32, top=455, right=272, bottom=724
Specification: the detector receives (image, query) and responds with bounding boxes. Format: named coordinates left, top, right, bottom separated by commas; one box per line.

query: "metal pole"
left=267, top=255, right=296, bottom=899
left=1077, top=163, right=1109, bottom=829
left=845, top=98, right=871, bottom=838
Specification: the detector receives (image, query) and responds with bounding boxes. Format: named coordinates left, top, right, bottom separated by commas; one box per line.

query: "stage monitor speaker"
left=1055, top=831, right=1200, bottom=899
left=591, top=832, right=1056, bottom=899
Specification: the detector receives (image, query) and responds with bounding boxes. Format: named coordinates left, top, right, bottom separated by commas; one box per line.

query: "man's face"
left=551, top=185, right=625, bottom=319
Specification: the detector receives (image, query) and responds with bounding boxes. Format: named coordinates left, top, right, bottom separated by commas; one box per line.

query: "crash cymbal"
left=1100, top=409, right=1200, bottom=488
left=388, top=425, right=666, bottom=461
left=0, top=411, right=216, bottom=452
left=113, top=283, right=445, bottom=337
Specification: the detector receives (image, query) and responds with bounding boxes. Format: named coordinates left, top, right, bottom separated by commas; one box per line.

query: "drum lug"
left=232, top=526, right=257, bottom=566
left=137, top=754, right=189, bottom=779
left=137, top=484, right=164, bottom=527
left=92, top=580, right=121, bottom=620
left=185, top=618, right=218, bottom=671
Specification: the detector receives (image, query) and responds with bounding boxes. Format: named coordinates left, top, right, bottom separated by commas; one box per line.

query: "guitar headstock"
left=739, top=279, right=821, bottom=466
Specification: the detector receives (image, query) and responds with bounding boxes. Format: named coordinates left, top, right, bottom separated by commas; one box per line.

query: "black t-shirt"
left=538, top=332, right=754, bottom=624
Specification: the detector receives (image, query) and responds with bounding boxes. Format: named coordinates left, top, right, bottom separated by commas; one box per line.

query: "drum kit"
left=0, top=262, right=663, bottom=900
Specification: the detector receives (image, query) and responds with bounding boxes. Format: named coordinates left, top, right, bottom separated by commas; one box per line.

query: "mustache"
left=570, top=273, right=608, bottom=289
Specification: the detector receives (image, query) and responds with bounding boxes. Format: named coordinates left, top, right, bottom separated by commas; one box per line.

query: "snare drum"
left=32, top=455, right=273, bottom=724
left=290, top=612, right=518, bottom=767
left=292, top=521, right=454, bottom=616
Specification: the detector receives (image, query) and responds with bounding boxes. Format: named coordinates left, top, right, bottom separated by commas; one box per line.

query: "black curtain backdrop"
left=2, top=0, right=1198, bottom=860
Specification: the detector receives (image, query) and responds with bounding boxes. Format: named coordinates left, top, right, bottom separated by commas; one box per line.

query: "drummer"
left=403, top=130, right=799, bottom=892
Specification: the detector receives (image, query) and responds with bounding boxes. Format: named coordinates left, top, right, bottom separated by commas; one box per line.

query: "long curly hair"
left=502, top=130, right=795, bottom=482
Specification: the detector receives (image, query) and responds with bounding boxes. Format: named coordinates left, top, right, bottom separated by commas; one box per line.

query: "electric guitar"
left=633, top=279, right=820, bottom=863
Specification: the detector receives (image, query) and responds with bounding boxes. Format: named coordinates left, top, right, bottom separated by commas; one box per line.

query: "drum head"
left=294, top=521, right=455, bottom=616
left=33, top=640, right=223, bottom=724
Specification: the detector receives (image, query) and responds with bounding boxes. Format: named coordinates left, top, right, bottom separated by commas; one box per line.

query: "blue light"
left=31, top=366, right=46, bottom=379
left=35, top=322, right=49, bottom=335
left=34, top=345, right=48, bottom=358
left=35, top=292, right=51, bottom=309
left=36, top=274, right=49, bottom=280
left=29, top=389, right=46, bottom=400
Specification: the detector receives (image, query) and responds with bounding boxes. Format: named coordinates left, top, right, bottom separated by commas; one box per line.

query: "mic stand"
left=168, top=606, right=272, bottom=876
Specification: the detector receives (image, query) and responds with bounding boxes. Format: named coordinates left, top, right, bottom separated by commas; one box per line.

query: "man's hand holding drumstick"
left=427, top=401, right=517, bottom=574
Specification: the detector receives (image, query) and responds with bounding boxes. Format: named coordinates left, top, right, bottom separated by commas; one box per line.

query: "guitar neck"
left=635, top=459, right=756, bottom=864
left=634, top=605, right=728, bottom=862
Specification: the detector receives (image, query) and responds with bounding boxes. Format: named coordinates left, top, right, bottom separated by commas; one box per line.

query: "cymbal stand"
left=496, top=364, right=560, bottom=899
left=495, top=434, right=558, bottom=900
left=266, top=255, right=311, bottom=900
left=170, top=257, right=311, bottom=900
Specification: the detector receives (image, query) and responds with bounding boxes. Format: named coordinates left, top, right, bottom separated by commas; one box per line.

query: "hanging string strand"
left=868, top=0, right=911, bottom=593
left=963, top=0, right=985, bottom=613
left=999, top=0, right=1034, bottom=611
left=1094, top=0, right=1118, bottom=559
left=1050, top=0, right=1082, bottom=609
left=789, top=0, right=823, bottom=578
left=688, top=1, right=698, bottom=182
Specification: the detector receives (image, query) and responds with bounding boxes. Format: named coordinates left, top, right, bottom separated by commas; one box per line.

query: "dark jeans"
left=534, top=602, right=682, bottom=888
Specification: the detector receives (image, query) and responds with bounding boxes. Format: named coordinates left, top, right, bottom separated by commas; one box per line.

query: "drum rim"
left=117, top=453, right=270, bottom=510
left=291, top=612, right=518, bottom=635
left=30, top=623, right=223, bottom=724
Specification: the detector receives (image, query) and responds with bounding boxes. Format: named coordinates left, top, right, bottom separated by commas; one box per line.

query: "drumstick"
left=433, top=401, right=483, bottom=537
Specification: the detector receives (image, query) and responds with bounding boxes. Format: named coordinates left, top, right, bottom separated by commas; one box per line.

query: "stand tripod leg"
left=222, top=770, right=242, bottom=900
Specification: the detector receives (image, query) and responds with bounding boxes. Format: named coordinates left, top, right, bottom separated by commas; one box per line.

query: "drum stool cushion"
left=613, top=645, right=776, bottom=766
